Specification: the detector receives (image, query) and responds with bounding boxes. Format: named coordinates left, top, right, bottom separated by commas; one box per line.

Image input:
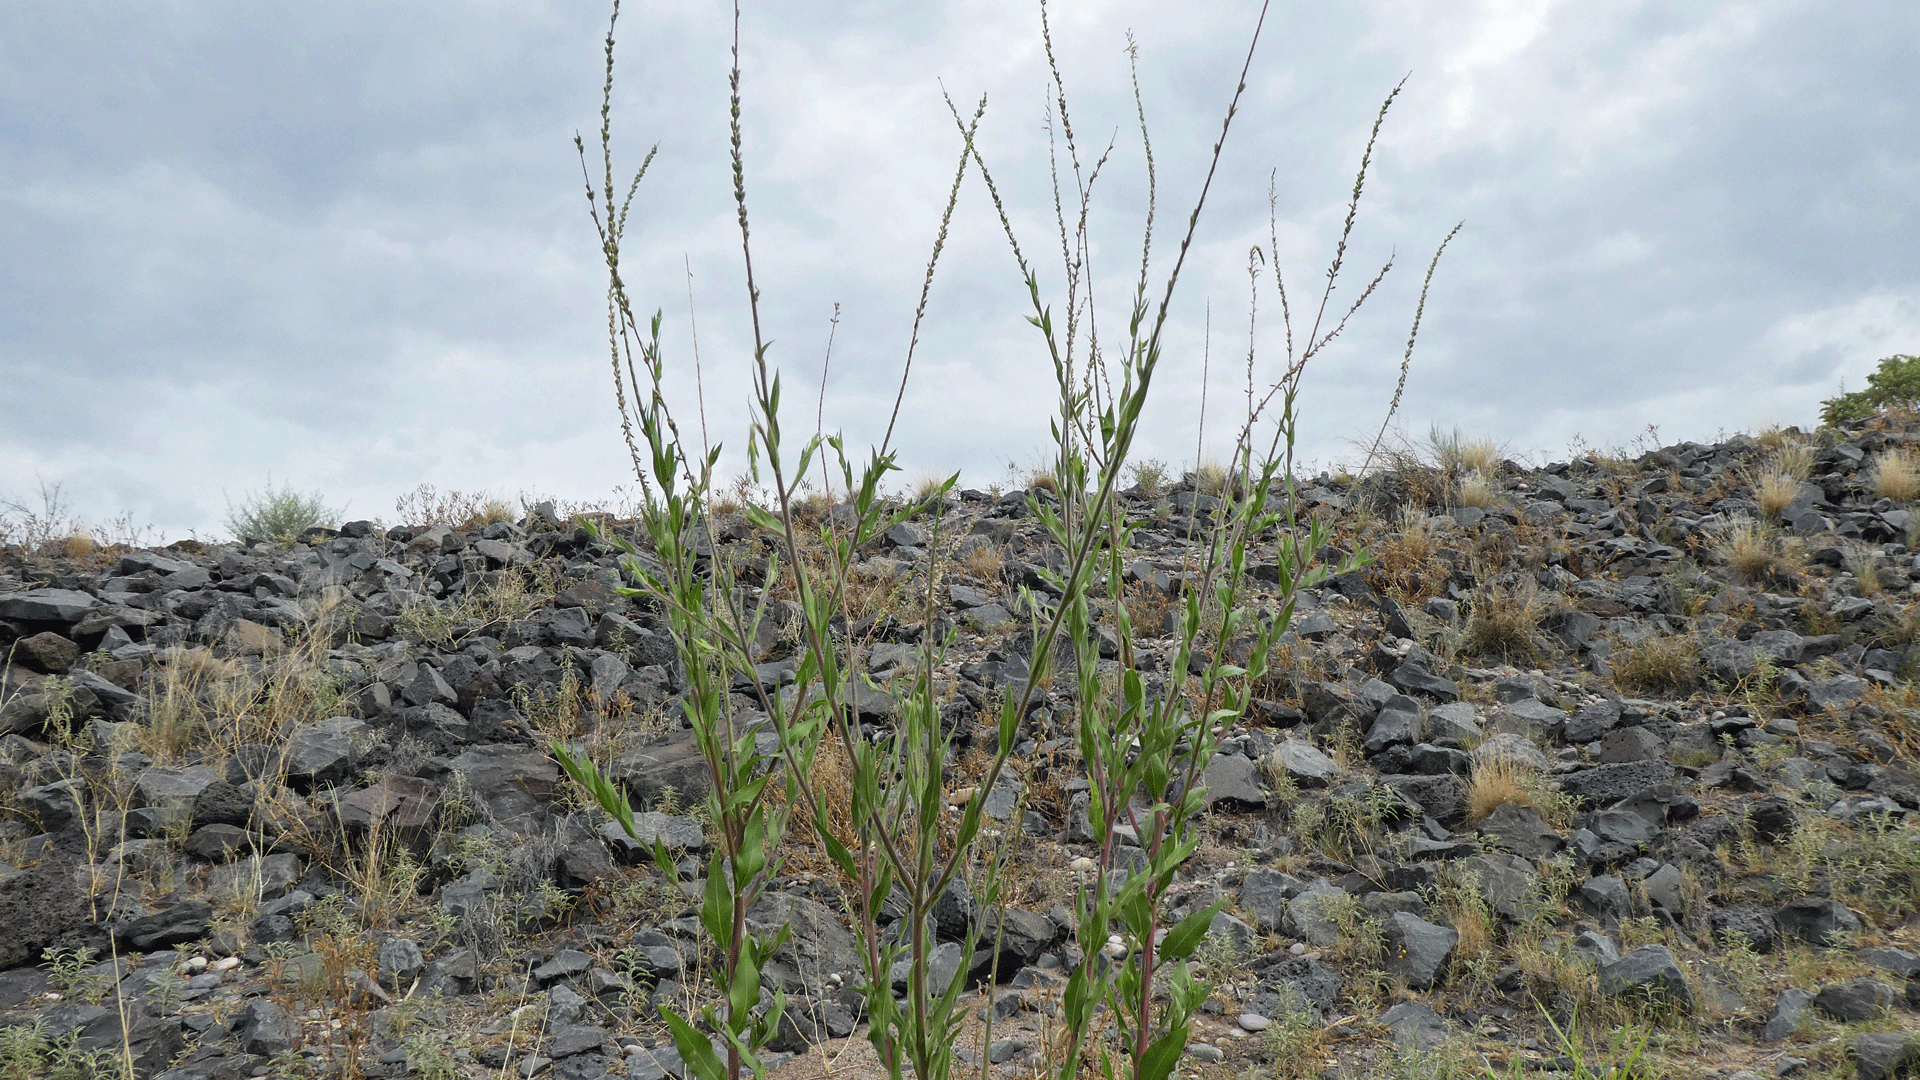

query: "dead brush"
left=1353, top=439, right=1451, bottom=513
left=1122, top=577, right=1182, bottom=639
left=393, top=483, right=520, bottom=530
left=787, top=488, right=835, bottom=531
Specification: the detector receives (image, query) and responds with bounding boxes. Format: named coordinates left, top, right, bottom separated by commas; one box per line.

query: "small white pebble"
left=1287, top=942, right=1307, bottom=956
left=1070, top=856, right=1097, bottom=873
left=213, top=956, right=241, bottom=972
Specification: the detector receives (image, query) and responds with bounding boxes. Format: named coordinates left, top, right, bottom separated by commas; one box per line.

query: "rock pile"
left=2, top=423, right=1920, bottom=1079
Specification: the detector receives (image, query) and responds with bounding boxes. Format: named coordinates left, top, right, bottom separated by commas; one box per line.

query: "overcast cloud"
left=3, top=0, right=1916, bottom=541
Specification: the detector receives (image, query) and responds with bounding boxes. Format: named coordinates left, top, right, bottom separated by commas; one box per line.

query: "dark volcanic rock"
left=0, top=857, right=91, bottom=969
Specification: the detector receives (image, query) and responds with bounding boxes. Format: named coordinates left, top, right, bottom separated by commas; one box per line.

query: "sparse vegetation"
left=224, top=479, right=343, bottom=544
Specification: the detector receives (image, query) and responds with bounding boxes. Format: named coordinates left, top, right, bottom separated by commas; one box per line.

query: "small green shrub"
left=225, top=480, right=342, bottom=543
left=1822, top=353, right=1920, bottom=426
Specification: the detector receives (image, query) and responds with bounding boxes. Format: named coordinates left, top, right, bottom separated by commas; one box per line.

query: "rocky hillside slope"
left=2, top=423, right=1919, bottom=1080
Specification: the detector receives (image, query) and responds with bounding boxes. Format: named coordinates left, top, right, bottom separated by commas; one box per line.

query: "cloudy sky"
left=2, top=0, right=1916, bottom=542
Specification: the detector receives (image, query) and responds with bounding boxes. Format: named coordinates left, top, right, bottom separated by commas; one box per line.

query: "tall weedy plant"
left=556, top=6, right=1456, bottom=1080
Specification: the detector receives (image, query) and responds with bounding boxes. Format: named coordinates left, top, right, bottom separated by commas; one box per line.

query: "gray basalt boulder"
left=0, top=588, right=99, bottom=623
left=0, top=859, right=91, bottom=969
left=1599, top=944, right=1693, bottom=1011
left=1382, top=912, right=1457, bottom=989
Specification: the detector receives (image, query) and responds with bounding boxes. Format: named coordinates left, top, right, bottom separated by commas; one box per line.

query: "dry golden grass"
left=910, top=474, right=946, bottom=504
left=1611, top=633, right=1701, bottom=695
left=1772, top=440, right=1815, bottom=481
left=1429, top=426, right=1501, bottom=477
left=1455, top=471, right=1500, bottom=509
left=782, top=737, right=857, bottom=855
left=1369, top=505, right=1451, bottom=601
left=958, top=543, right=1004, bottom=581
left=1026, top=468, right=1059, bottom=495
left=1869, top=446, right=1920, bottom=502
left=140, top=603, right=349, bottom=764
left=1715, top=517, right=1803, bottom=585
left=1459, top=579, right=1547, bottom=660
left=1466, top=754, right=1533, bottom=820
left=1192, top=459, right=1229, bottom=497
left=1458, top=438, right=1502, bottom=477
left=1845, top=542, right=1885, bottom=597
left=1753, top=471, right=1799, bottom=518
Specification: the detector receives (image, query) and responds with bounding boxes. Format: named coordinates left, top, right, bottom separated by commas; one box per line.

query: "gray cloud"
left=2, top=0, right=1916, bottom=539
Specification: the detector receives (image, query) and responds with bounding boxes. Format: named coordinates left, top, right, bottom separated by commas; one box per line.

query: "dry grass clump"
left=1466, top=754, right=1533, bottom=820
left=909, top=474, right=947, bottom=505
left=1192, top=459, right=1230, bottom=497
left=1429, top=427, right=1501, bottom=477
left=1123, top=579, right=1182, bottom=640
left=1772, top=439, right=1815, bottom=481
left=1714, top=517, right=1804, bottom=585
left=1753, top=471, right=1800, bottom=519
left=1025, top=467, right=1060, bottom=495
left=1869, top=446, right=1920, bottom=502
left=395, top=566, right=550, bottom=646
left=1456, top=471, right=1500, bottom=509
left=1845, top=542, right=1885, bottom=597
left=1370, top=505, right=1451, bottom=601
left=788, top=488, right=835, bottom=531
left=1611, top=634, right=1701, bottom=695
left=958, top=543, right=1005, bottom=581
left=1459, top=579, right=1548, bottom=660
left=141, top=605, right=350, bottom=762
left=1746, top=439, right=1815, bottom=518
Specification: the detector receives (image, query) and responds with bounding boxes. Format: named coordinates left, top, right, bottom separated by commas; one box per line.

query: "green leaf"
left=661, top=1007, right=728, bottom=1080
left=729, top=946, right=764, bottom=1032
left=1137, top=1029, right=1187, bottom=1080
left=1159, top=901, right=1224, bottom=962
